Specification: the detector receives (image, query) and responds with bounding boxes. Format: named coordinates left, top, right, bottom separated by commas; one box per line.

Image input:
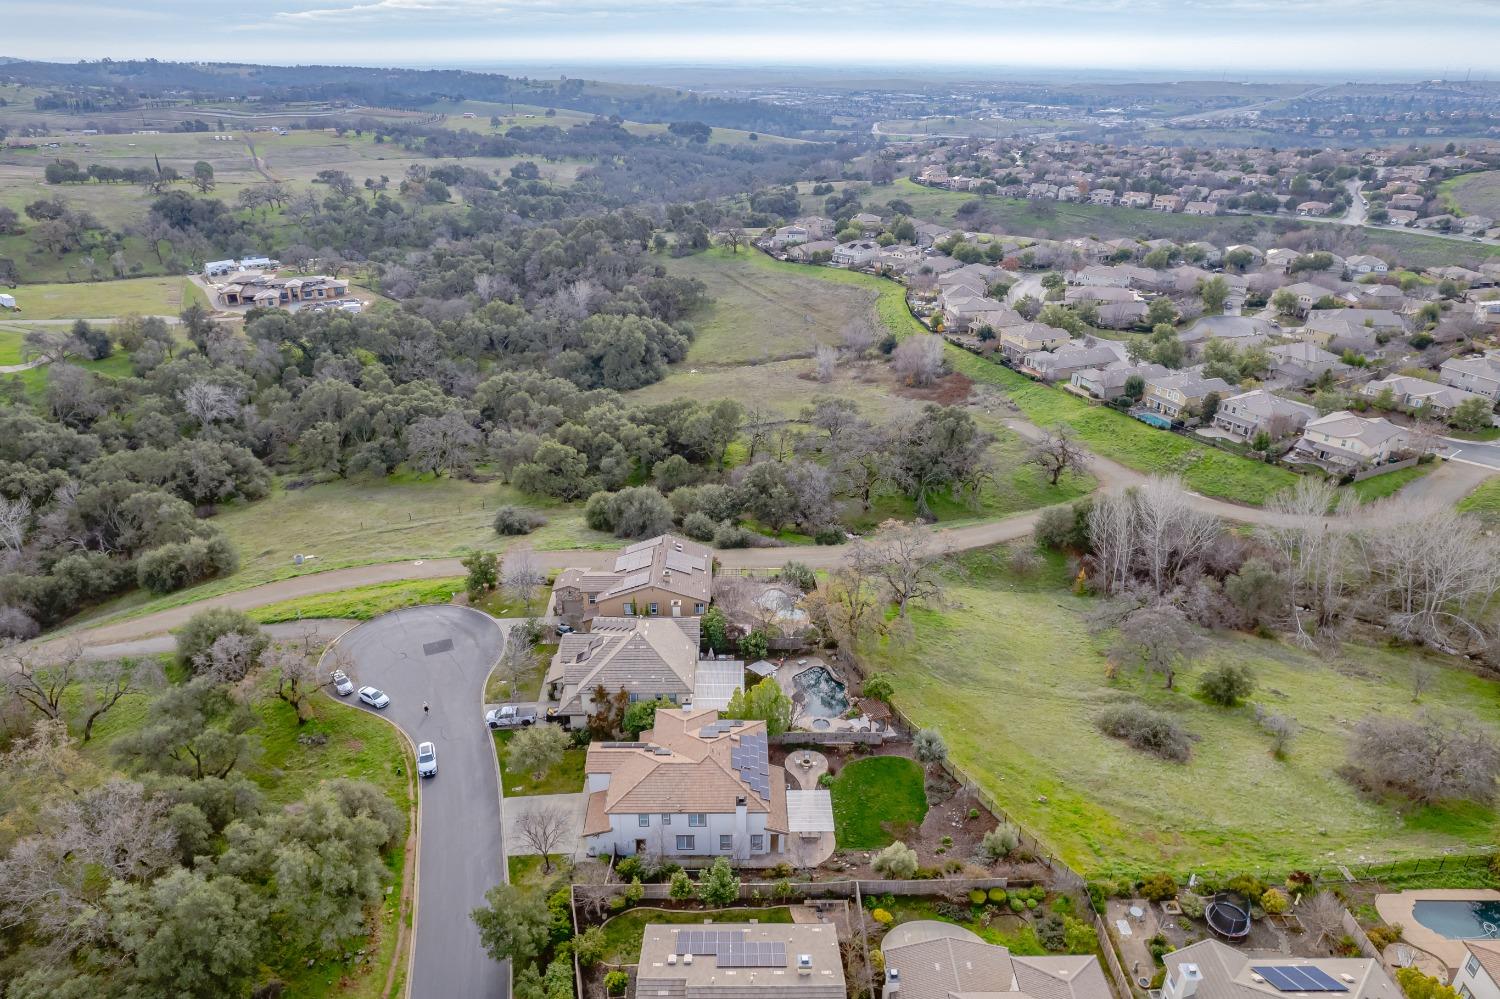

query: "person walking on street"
left=423, top=701, right=429, bottom=714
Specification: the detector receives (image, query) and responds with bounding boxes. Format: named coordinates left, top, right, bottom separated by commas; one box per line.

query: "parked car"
left=416, top=741, right=437, bottom=778
left=555, top=623, right=574, bottom=636
left=485, top=705, right=537, bottom=729
left=331, top=670, right=354, bottom=696
left=358, top=686, right=390, bottom=709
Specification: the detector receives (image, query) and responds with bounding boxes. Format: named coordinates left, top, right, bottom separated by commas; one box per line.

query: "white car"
left=331, top=670, right=354, bottom=696
left=358, top=686, right=390, bottom=709
left=416, top=741, right=437, bottom=778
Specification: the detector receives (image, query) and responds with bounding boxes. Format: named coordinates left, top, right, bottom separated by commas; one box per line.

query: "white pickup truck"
left=485, top=705, right=538, bottom=729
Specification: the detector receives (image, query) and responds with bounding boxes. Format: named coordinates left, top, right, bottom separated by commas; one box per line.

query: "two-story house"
left=998, top=322, right=1072, bottom=362
left=1212, top=389, right=1318, bottom=441
left=552, top=534, right=712, bottom=630
left=1143, top=372, right=1234, bottom=420
left=1360, top=374, right=1493, bottom=418
left=1441, top=351, right=1500, bottom=400
left=1289, top=411, right=1411, bottom=471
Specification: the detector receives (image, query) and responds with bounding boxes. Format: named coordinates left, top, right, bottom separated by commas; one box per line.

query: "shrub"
left=914, top=728, right=948, bottom=764
left=1034, top=503, right=1087, bottom=551
left=772, top=879, right=793, bottom=901
left=1139, top=873, right=1178, bottom=902
left=1198, top=662, right=1255, bottom=707
left=713, top=522, right=752, bottom=548
left=1261, top=887, right=1289, bottom=915
left=1368, top=924, right=1404, bottom=950
left=696, top=857, right=740, bottom=906
left=1010, top=897, right=1025, bottom=912
left=873, top=841, right=919, bottom=879
left=669, top=869, right=694, bottom=901
left=1345, top=711, right=1500, bottom=805
left=681, top=510, right=717, bottom=542
left=493, top=505, right=546, bottom=535
left=137, top=534, right=238, bottom=595
left=872, top=908, right=893, bottom=925
left=573, top=925, right=606, bottom=967
left=1037, top=911, right=1067, bottom=950
left=779, top=561, right=818, bottom=592
left=175, top=607, right=267, bottom=671
left=605, top=970, right=630, bottom=996
left=1096, top=703, right=1195, bottom=762
left=1026, top=898, right=1037, bottom=909
left=969, top=889, right=988, bottom=905
left=989, top=887, right=1007, bottom=903
left=1397, top=967, right=1459, bottom=999
left=624, top=877, right=645, bottom=906
left=814, top=526, right=845, bottom=545
left=981, top=824, right=1020, bottom=861
left=1178, top=892, right=1205, bottom=919
left=615, top=856, right=643, bottom=881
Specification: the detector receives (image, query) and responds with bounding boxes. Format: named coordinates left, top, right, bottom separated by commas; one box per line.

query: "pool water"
left=793, top=666, right=851, bottom=718
left=1412, top=900, right=1500, bottom=939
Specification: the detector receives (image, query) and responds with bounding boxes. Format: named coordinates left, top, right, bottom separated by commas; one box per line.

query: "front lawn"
left=1347, top=463, right=1432, bottom=504
left=598, top=907, right=793, bottom=965
left=495, top=728, right=586, bottom=796
left=828, top=755, right=929, bottom=849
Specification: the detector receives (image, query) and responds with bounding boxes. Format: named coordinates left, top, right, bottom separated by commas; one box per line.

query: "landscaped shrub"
left=1397, top=967, right=1459, bottom=999
left=772, top=879, right=793, bottom=901
left=981, top=823, right=1021, bottom=861
left=1139, top=873, right=1179, bottom=902
left=1096, top=704, right=1195, bottom=762
left=615, top=856, right=643, bottom=881
left=988, top=888, right=1007, bottom=903
left=1037, top=912, right=1067, bottom=950
left=1178, top=893, right=1205, bottom=919
left=1261, top=887, right=1289, bottom=915
left=1226, top=874, right=1266, bottom=900
left=605, top=970, right=630, bottom=996
left=573, top=926, right=606, bottom=967
left=873, top=841, right=919, bottom=879
left=1368, top=924, right=1404, bottom=950
left=872, top=908, right=893, bottom=925
left=669, top=869, right=694, bottom=901
left=624, top=877, right=645, bottom=906
left=696, top=857, right=740, bottom=906
left=1026, top=898, right=1037, bottom=909
left=493, top=505, right=546, bottom=535
left=1010, top=898, right=1025, bottom=912
left=914, top=728, right=948, bottom=764
left=969, top=889, right=988, bottom=905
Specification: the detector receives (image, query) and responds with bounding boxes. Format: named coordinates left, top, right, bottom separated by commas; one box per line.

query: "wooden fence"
left=1093, top=910, right=1137, bottom=999
left=770, top=731, right=890, bottom=746
left=575, top=875, right=1025, bottom=905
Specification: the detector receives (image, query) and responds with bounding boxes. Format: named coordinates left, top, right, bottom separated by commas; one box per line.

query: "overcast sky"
left=5, top=0, right=1499, bottom=76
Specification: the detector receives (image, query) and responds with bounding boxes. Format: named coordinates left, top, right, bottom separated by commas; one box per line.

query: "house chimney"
left=884, top=967, right=901, bottom=999
left=736, top=795, right=749, bottom=860
left=1166, top=964, right=1202, bottom=999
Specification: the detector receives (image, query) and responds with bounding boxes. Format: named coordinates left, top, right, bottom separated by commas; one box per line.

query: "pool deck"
left=1375, top=889, right=1500, bottom=971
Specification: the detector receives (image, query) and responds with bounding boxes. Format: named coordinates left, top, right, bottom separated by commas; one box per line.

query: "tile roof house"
left=1023, top=341, right=1127, bottom=383
left=1289, top=411, right=1412, bottom=471
left=1163, top=941, right=1398, bottom=999
left=882, top=921, right=1111, bottom=999
left=583, top=708, right=802, bottom=860
left=1213, top=389, right=1318, bottom=440
left=1143, top=372, right=1235, bottom=420
left=1453, top=939, right=1500, bottom=999
left=546, top=616, right=740, bottom=726
left=1360, top=374, right=1493, bottom=418
left=1441, top=351, right=1500, bottom=400
left=552, top=534, right=713, bottom=630
left=1270, top=341, right=1353, bottom=385
left=638, top=922, right=844, bottom=999
left=999, top=322, right=1072, bottom=362
left=1071, top=361, right=1167, bottom=401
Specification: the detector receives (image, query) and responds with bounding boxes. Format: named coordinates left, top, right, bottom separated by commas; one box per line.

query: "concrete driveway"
left=329, top=605, right=510, bottom=999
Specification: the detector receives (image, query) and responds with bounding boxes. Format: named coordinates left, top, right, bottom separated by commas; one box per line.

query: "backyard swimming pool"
left=793, top=665, right=850, bottom=718
left=1412, top=900, right=1500, bottom=939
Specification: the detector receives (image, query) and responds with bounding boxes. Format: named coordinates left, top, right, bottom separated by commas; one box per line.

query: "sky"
left=5, top=0, right=1500, bottom=77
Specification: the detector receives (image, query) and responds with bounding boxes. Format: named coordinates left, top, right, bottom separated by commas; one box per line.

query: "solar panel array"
left=1251, top=967, right=1350, bottom=993
left=698, top=720, right=748, bottom=738
left=665, top=550, right=702, bottom=573
left=719, top=941, right=787, bottom=969
left=730, top=731, right=771, bottom=800
left=615, top=549, right=655, bottom=572
left=674, top=929, right=745, bottom=955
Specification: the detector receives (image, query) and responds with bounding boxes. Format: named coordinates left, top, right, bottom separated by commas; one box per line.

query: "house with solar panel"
left=1163, top=941, right=1400, bottom=999
left=582, top=707, right=834, bottom=863
left=545, top=617, right=744, bottom=727
left=881, top=920, right=1112, bottom=999
left=637, top=922, right=844, bottom=998
left=551, top=534, right=713, bottom=632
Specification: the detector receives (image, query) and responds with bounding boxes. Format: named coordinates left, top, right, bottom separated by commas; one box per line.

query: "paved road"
left=1442, top=437, right=1500, bottom=471
left=1399, top=458, right=1493, bottom=504
left=329, top=605, right=510, bottom=999
left=75, top=619, right=355, bottom=660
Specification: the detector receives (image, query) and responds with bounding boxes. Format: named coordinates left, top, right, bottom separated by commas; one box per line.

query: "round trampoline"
left=1206, top=897, right=1252, bottom=941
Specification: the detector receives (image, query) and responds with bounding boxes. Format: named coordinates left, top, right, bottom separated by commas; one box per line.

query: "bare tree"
left=891, top=334, right=945, bottom=386
left=1410, top=660, right=1437, bottom=702
left=77, top=656, right=162, bottom=743
left=21, top=328, right=74, bottom=364
left=840, top=318, right=878, bottom=357
left=1134, top=476, right=1222, bottom=596
left=1254, top=705, right=1298, bottom=758
left=0, top=496, right=30, bottom=556
left=502, top=546, right=547, bottom=615
left=4, top=641, right=84, bottom=722
left=263, top=638, right=322, bottom=724
left=716, top=225, right=744, bottom=254
left=515, top=803, right=572, bottom=873
left=495, top=629, right=540, bottom=702
left=808, top=564, right=885, bottom=650
left=1299, top=891, right=1347, bottom=946
left=192, top=631, right=260, bottom=684
left=1261, top=477, right=1351, bottom=646
left=180, top=380, right=239, bottom=426
left=1026, top=430, right=1090, bottom=486
left=1109, top=603, right=1204, bottom=689
left=852, top=525, right=943, bottom=617
left=813, top=343, right=838, bottom=383
left=1345, top=710, right=1500, bottom=804
left=1088, top=488, right=1137, bottom=596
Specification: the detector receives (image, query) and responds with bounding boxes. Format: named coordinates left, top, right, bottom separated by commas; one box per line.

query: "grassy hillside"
left=866, top=548, right=1500, bottom=877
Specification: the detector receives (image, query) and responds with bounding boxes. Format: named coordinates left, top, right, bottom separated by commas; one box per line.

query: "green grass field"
left=1347, top=462, right=1433, bottom=503
left=78, top=675, right=414, bottom=999
left=828, top=755, right=929, bottom=849
left=1459, top=477, right=1500, bottom=525
left=1439, top=171, right=1500, bottom=219
left=863, top=548, right=1500, bottom=877
left=0, top=276, right=194, bottom=318
left=248, top=576, right=465, bottom=623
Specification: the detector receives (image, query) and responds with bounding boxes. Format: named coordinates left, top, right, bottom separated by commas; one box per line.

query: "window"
left=689, top=814, right=706, bottom=827
left=588, top=594, right=596, bottom=604
left=638, top=814, right=650, bottom=827
left=751, top=835, right=764, bottom=851
left=719, top=835, right=733, bottom=852
left=661, top=814, right=672, bottom=826
left=623, top=602, right=635, bottom=616
left=628, top=693, right=640, bottom=703
left=676, top=835, right=695, bottom=851
left=1460, top=987, right=1473, bottom=999
left=648, top=602, right=659, bottom=616
left=1467, top=956, right=1481, bottom=978
left=694, top=603, right=706, bottom=615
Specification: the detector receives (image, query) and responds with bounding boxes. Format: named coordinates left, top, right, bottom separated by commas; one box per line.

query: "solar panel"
left=718, top=941, right=787, bottom=968
left=614, top=549, right=654, bottom=572
left=1252, top=967, right=1349, bottom=993
left=673, top=930, right=746, bottom=955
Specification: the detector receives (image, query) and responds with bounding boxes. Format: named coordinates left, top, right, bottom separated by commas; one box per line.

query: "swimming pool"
left=793, top=665, right=850, bottom=718
left=1412, top=900, right=1500, bottom=939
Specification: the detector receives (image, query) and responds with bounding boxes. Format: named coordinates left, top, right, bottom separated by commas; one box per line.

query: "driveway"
left=329, top=605, right=510, bottom=999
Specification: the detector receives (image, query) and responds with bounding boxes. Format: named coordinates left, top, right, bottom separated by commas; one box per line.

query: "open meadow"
left=1441, top=170, right=1500, bottom=219
left=865, top=548, right=1500, bottom=878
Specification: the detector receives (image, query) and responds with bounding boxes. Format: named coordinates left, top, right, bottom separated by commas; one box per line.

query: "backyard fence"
left=1172, top=849, right=1496, bottom=892
left=573, top=875, right=1033, bottom=908
left=770, top=731, right=890, bottom=746
left=1339, top=908, right=1382, bottom=961
left=1092, top=910, right=1137, bottom=999
left=1351, top=456, right=1419, bottom=481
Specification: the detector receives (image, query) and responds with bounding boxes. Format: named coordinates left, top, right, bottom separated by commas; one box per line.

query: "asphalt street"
left=330, top=605, right=510, bottom=999
left=1443, top=438, right=1500, bottom=471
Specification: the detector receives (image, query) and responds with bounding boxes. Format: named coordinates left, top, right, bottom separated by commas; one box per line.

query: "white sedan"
left=358, top=686, right=391, bottom=709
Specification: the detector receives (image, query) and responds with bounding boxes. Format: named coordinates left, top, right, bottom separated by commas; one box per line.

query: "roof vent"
left=668, top=955, right=677, bottom=966
left=1252, top=975, right=1266, bottom=984
left=798, top=955, right=813, bottom=975
left=1341, top=976, right=1356, bottom=985
left=683, top=954, right=693, bottom=966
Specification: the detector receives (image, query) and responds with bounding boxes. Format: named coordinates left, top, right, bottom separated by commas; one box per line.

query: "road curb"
left=318, top=622, right=422, bottom=999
